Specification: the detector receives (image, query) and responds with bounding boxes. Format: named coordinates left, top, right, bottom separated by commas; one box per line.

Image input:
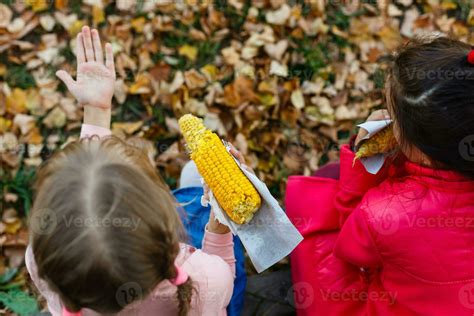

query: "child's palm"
left=56, top=27, right=115, bottom=109
left=74, top=62, right=115, bottom=107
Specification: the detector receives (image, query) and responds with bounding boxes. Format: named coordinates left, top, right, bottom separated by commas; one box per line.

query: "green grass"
left=1, top=165, right=36, bottom=216
left=5, top=65, right=36, bottom=89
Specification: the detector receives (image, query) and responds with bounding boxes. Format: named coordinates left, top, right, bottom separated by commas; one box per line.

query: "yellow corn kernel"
left=355, top=125, right=397, bottom=161
left=179, top=114, right=261, bottom=224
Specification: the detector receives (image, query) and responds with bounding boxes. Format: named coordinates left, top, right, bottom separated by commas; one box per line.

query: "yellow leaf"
left=200, top=64, right=219, bottom=82
left=129, top=74, right=151, bottom=94
left=68, top=20, right=85, bottom=36
left=179, top=45, right=198, bottom=61
left=26, top=0, right=49, bottom=12
left=452, top=21, right=469, bottom=37
left=0, top=118, right=12, bottom=134
left=258, top=93, right=277, bottom=107
left=441, top=1, right=457, bottom=10
left=0, top=64, right=6, bottom=76
left=377, top=25, right=402, bottom=51
left=112, top=121, right=144, bottom=135
left=92, top=5, right=105, bottom=25
left=131, top=17, right=146, bottom=33
left=25, top=127, right=43, bottom=145
left=6, top=88, right=27, bottom=114
left=4, top=219, right=22, bottom=235
left=55, top=0, right=68, bottom=10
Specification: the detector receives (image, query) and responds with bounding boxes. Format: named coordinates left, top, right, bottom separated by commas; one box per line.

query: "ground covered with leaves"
left=0, top=0, right=473, bottom=314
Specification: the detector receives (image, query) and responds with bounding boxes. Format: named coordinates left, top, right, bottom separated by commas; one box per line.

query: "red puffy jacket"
left=286, top=145, right=474, bottom=315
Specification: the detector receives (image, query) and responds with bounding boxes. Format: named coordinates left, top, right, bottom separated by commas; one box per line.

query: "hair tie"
left=63, top=308, right=81, bottom=316
left=170, top=264, right=188, bottom=286
left=468, top=49, right=474, bottom=65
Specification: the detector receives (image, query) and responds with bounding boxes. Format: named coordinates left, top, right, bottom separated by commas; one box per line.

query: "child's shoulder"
left=358, top=178, right=422, bottom=222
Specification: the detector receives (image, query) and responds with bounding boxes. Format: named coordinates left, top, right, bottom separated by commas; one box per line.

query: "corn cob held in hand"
left=179, top=114, right=261, bottom=224
left=355, top=125, right=397, bottom=161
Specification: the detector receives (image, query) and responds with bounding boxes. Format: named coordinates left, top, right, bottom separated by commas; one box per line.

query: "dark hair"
left=387, top=36, right=474, bottom=179
left=30, top=137, right=194, bottom=315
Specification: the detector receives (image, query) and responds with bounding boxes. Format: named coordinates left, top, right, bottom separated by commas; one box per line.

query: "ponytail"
left=176, top=277, right=194, bottom=316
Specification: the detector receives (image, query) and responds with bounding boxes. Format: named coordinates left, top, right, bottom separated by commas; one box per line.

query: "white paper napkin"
left=207, top=149, right=304, bottom=273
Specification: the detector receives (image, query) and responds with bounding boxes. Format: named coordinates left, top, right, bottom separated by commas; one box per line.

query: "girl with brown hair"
left=26, top=26, right=237, bottom=316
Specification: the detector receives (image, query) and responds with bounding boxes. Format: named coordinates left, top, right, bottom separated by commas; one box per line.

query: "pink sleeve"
left=201, top=229, right=236, bottom=278
left=80, top=124, right=112, bottom=139
left=333, top=204, right=382, bottom=268
left=25, top=245, right=63, bottom=316
left=335, top=144, right=389, bottom=225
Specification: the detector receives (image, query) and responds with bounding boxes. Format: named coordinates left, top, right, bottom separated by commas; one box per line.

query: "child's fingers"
left=367, top=109, right=391, bottom=122
left=229, top=145, right=245, bottom=165
left=105, top=43, right=115, bottom=74
left=76, top=33, right=86, bottom=64
left=82, top=26, right=95, bottom=62
left=91, top=29, right=103, bottom=64
left=56, top=70, right=76, bottom=90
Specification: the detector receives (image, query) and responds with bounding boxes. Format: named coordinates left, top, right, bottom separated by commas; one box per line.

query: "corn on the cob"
left=355, top=125, right=397, bottom=161
left=179, top=114, right=261, bottom=224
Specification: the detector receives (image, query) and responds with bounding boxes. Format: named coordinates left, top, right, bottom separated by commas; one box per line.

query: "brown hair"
left=387, top=36, right=474, bottom=178
left=30, top=137, right=194, bottom=315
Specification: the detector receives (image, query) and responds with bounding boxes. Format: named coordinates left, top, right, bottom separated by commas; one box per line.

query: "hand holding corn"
left=179, top=114, right=262, bottom=224
left=354, top=110, right=398, bottom=161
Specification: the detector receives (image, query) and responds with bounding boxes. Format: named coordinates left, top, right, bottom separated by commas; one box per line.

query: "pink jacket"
left=26, top=124, right=236, bottom=315
left=286, top=144, right=474, bottom=315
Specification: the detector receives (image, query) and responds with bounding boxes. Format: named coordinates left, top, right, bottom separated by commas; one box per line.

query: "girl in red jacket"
left=286, top=36, right=474, bottom=315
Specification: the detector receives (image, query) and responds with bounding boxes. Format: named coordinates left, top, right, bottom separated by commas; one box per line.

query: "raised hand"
left=56, top=26, right=115, bottom=109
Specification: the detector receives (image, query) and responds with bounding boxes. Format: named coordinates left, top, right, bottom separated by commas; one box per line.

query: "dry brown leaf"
left=222, top=46, right=241, bottom=66
left=264, top=39, right=288, bottom=60
left=219, top=75, right=258, bottom=108
left=266, top=4, right=291, bottom=25
left=290, top=89, right=305, bottom=110
left=0, top=4, right=12, bottom=28
left=184, top=69, right=207, bottom=90
left=269, top=60, right=288, bottom=77
left=13, top=114, right=35, bottom=135
left=43, top=106, right=67, bottom=128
